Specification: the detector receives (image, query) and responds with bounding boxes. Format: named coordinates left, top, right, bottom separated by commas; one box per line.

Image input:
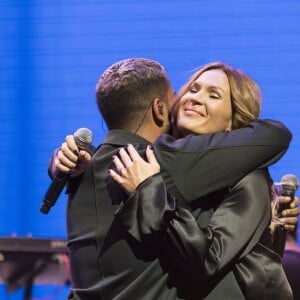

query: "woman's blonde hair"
left=171, top=62, right=262, bottom=133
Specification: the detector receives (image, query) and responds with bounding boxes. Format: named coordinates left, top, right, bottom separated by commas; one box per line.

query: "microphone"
left=40, top=128, right=93, bottom=214
left=273, top=174, right=299, bottom=257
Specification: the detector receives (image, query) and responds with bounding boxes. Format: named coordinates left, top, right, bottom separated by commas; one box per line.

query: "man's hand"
left=53, top=135, right=92, bottom=177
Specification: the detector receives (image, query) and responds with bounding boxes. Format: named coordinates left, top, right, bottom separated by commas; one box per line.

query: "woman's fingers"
left=281, top=217, right=298, bottom=231
left=112, top=155, right=126, bottom=173
left=111, top=145, right=160, bottom=190
left=282, top=207, right=300, bottom=218
left=127, top=144, right=142, bottom=161
left=146, top=145, right=160, bottom=172
left=290, top=196, right=300, bottom=208
left=277, top=196, right=292, bottom=204
left=115, top=145, right=141, bottom=169
left=119, top=147, right=134, bottom=167
left=109, top=167, right=136, bottom=195
left=109, top=169, right=123, bottom=184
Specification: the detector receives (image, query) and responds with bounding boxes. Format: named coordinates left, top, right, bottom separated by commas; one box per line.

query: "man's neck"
left=135, top=124, right=162, bottom=143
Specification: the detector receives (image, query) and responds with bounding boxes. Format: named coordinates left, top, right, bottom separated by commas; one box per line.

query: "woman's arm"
left=154, top=119, right=292, bottom=201
left=111, top=147, right=298, bottom=279
left=114, top=168, right=271, bottom=281
left=48, top=119, right=291, bottom=198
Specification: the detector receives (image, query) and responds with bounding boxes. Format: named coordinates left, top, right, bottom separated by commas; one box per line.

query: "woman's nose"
left=189, top=95, right=205, bottom=105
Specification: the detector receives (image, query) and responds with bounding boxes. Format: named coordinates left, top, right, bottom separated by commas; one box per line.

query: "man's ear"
left=152, top=98, right=165, bottom=125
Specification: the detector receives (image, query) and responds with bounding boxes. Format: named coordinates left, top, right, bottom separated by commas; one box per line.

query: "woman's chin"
left=177, top=119, right=210, bottom=135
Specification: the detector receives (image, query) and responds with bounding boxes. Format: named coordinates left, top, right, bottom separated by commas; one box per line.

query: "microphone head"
left=74, top=128, right=93, bottom=150
left=281, top=174, right=299, bottom=191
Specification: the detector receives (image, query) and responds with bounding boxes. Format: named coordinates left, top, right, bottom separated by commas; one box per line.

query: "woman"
left=109, top=62, right=294, bottom=299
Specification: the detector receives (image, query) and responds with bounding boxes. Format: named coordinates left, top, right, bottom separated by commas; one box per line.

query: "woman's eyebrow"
left=209, top=85, right=225, bottom=94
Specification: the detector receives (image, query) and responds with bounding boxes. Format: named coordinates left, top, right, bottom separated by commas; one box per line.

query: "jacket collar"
left=102, top=129, right=151, bottom=147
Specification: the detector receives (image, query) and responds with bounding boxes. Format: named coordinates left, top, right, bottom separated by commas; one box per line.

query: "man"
left=50, top=58, right=292, bottom=299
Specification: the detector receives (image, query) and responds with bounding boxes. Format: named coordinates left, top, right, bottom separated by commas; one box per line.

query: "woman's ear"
left=224, top=117, right=233, bottom=132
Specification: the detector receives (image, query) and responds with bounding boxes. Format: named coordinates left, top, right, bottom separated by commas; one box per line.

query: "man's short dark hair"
left=96, top=58, right=170, bottom=131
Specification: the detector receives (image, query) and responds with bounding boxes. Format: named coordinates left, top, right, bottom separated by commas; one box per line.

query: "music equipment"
left=0, top=237, right=69, bottom=300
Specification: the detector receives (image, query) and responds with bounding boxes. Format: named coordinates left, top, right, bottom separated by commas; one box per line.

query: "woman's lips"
left=184, top=108, right=205, bottom=117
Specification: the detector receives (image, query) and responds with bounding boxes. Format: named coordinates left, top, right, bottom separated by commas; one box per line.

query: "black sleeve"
left=153, top=119, right=291, bottom=201
left=48, top=148, right=59, bottom=179
left=115, top=170, right=271, bottom=281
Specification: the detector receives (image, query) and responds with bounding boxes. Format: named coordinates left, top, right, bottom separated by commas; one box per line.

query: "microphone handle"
left=277, top=200, right=290, bottom=215
left=40, top=171, right=70, bottom=214
left=273, top=186, right=295, bottom=257
left=273, top=225, right=287, bottom=257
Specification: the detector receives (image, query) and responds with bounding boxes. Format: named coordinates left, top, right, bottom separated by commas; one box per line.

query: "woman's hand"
left=278, top=196, right=300, bottom=231
left=109, top=144, right=160, bottom=195
left=271, top=195, right=299, bottom=233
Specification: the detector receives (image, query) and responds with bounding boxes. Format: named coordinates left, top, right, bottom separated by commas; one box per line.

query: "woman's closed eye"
left=189, top=85, right=199, bottom=93
left=209, top=92, right=221, bottom=99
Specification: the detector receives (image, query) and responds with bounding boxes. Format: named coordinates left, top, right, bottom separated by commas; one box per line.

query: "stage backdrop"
left=1, top=1, right=299, bottom=299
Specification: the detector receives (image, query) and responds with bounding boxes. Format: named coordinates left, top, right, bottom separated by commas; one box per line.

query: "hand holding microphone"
left=40, top=128, right=93, bottom=214
left=272, top=174, right=299, bottom=257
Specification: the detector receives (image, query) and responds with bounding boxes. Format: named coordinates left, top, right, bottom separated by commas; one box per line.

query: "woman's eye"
left=189, top=87, right=198, bottom=93
left=210, top=93, right=220, bottom=99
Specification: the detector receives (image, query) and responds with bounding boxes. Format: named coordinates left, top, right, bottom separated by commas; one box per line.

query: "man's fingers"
left=78, top=150, right=92, bottom=163
left=57, top=150, right=77, bottom=169
left=61, top=142, right=79, bottom=163
left=55, top=158, right=73, bottom=173
left=65, top=135, right=79, bottom=153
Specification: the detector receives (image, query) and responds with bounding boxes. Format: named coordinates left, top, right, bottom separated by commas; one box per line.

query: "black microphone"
left=273, top=174, right=299, bottom=257
left=40, top=128, right=93, bottom=214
